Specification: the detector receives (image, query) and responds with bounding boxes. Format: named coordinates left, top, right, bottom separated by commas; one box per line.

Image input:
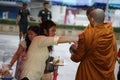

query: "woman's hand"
left=7, top=64, right=12, bottom=70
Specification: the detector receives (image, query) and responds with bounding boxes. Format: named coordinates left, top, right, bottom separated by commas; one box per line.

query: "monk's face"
left=88, top=13, right=94, bottom=27
left=87, top=14, right=90, bottom=21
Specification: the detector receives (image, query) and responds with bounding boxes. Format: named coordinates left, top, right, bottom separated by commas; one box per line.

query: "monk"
left=70, top=8, right=117, bottom=80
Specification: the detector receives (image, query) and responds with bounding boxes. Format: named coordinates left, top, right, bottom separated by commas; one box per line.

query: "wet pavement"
left=0, top=34, right=120, bottom=80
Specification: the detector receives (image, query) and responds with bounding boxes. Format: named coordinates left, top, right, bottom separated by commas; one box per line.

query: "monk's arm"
left=70, top=34, right=86, bottom=62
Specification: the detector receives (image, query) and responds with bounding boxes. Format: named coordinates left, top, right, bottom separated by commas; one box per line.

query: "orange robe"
left=71, top=23, right=117, bottom=80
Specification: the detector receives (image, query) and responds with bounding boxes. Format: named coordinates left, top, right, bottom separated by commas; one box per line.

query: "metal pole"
left=105, top=0, right=109, bottom=20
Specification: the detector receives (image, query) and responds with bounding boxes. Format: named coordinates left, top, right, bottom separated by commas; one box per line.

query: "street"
left=0, top=34, right=120, bottom=80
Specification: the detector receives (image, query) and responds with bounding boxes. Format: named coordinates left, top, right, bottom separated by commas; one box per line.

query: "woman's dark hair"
left=39, top=20, right=56, bottom=52
left=25, top=25, right=40, bottom=51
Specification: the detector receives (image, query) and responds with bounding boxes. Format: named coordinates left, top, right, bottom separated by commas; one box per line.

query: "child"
left=9, top=26, right=40, bottom=80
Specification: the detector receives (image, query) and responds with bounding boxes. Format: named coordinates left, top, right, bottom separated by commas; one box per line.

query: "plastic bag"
left=0, top=64, right=13, bottom=79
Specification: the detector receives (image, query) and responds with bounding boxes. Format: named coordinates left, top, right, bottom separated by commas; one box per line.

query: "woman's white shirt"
left=21, top=36, right=59, bottom=80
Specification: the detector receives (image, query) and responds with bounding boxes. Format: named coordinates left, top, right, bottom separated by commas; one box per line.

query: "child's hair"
left=39, top=20, right=56, bottom=52
left=25, top=25, right=40, bottom=51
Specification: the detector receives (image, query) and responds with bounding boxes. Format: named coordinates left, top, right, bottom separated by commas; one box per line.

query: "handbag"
left=44, top=56, right=58, bottom=73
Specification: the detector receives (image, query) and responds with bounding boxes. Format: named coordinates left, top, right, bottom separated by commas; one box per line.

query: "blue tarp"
left=0, top=5, right=20, bottom=19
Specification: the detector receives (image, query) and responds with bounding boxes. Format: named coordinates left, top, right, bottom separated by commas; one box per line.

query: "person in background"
left=66, top=10, right=75, bottom=25
left=9, top=26, right=40, bottom=80
left=21, top=20, right=77, bottom=80
left=70, top=8, right=117, bottom=80
left=38, top=1, right=52, bottom=23
left=16, top=3, right=33, bottom=41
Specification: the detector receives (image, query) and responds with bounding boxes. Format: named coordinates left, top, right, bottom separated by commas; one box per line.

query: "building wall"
left=28, top=2, right=43, bottom=21
left=50, top=5, right=89, bottom=26
left=0, top=5, right=20, bottom=19
left=0, top=2, right=120, bottom=27
left=50, top=5, right=66, bottom=24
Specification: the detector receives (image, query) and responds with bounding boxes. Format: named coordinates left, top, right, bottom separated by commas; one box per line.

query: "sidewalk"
left=0, top=34, right=78, bottom=80
left=0, top=34, right=120, bottom=80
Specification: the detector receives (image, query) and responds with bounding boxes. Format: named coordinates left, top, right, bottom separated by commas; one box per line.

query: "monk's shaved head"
left=91, top=9, right=105, bottom=23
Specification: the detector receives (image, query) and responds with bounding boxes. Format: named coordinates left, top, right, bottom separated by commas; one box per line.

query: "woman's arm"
left=57, top=36, right=77, bottom=44
left=33, top=36, right=77, bottom=47
left=9, top=45, right=24, bottom=67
